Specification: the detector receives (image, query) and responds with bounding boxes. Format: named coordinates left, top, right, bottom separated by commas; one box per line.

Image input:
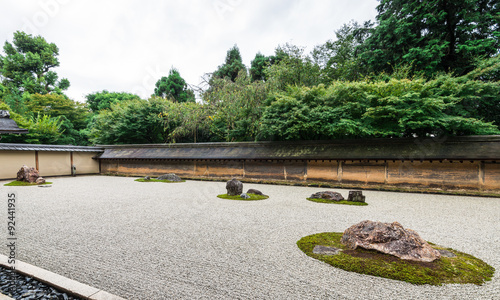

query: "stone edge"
left=0, top=255, right=126, bottom=300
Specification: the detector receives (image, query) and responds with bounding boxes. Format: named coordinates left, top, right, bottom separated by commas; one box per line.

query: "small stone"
left=226, top=178, right=243, bottom=196
left=240, top=193, right=250, bottom=199
left=143, top=176, right=151, bottom=180
left=310, top=191, right=344, bottom=201
left=313, top=245, right=341, bottom=255
left=36, top=177, right=46, bottom=184
left=347, top=191, right=365, bottom=203
left=247, top=188, right=263, bottom=195
left=157, top=173, right=182, bottom=182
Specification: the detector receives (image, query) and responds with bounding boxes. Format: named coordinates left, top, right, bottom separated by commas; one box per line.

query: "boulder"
left=247, top=188, right=263, bottom=195
left=310, top=191, right=344, bottom=201
left=16, top=165, right=40, bottom=183
left=347, top=191, right=365, bottom=202
left=226, top=178, right=243, bottom=196
left=157, top=173, right=182, bottom=182
left=340, top=220, right=441, bottom=262
left=35, top=177, right=46, bottom=184
left=240, top=193, right=250, bottom=199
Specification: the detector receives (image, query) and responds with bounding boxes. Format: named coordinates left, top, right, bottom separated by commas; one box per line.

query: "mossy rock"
left=306, top=198, right=368, bottom=206
left=4, top=180, right=52, bottom=186
left=297, top=232, right=494, bottom=285
left=217, top=193, right=269, bottom=201
left=134, top=178, right=185, bottom=183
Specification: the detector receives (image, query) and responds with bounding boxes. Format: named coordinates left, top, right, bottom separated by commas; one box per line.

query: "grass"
left=297, top=232, right=495, bottom=285
left=306, top=198, right=368, bottom=206
left=217, top=193, right=269, bottom=201
left=4, top=180, right=52, bottom=186
left=134, top=178, right=185, bottom=183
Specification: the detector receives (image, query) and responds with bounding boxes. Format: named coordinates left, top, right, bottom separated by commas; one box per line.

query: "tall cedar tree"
left=360, top=0, right=500, bottom=77
left=154, top=68, right=195, bottom=103
left=213, top=45, right=246, bottom=81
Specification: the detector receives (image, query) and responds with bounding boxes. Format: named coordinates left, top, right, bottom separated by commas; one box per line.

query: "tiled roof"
left=0, top=143, right=104, bottom=152
left=97, top=136, right=500, bottom=161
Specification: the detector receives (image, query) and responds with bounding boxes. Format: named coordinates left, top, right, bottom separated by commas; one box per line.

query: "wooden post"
left=35, top=151, right=39, bottom=171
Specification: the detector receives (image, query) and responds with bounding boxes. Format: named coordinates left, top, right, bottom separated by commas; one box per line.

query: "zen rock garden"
left=308, top=190, right=367, bottom=205
left=137, top=173, right=183, bottom=182
left=298, top=220, right=494, bottom=285
left=219, top=178, right=268, bottom=200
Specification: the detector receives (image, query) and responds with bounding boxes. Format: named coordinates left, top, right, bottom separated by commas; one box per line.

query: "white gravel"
left=1, top=175, right=499, bottom=299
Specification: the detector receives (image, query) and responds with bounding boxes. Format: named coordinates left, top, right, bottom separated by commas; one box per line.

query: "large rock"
left=157, top=173, right=182, bottom=182
left=226, top=178, right=243, bottom=196
left=347, top=191, right=365, bottom=203
left=16, top=165, right=40, bottom=183
left=247, top=188, right=263, bottom=195
left=310, top=191, right=344, bottom=201
left=340, top=220, right=441, bottom=262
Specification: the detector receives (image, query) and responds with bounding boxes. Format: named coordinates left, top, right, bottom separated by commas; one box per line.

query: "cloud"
left=0, top=0, right=378, bottom=102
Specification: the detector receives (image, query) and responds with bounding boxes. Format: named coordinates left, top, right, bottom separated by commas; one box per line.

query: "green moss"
left=134, top=178, right=185, bottom=183
left=306, top=198, right=368, bottom=206
left=217, top=193, right=269, bottom=201
left=4, top=181, right=52, bottom=186
left=297, top=232, right=495, bottom=285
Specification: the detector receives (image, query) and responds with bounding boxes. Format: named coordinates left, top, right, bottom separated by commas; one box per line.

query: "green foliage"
left=159, top=101, right=211, bottom=143
left=0, top=31, right=69, bottom=94
left=250, top=52, right=279, bottom=81
left=360, top=0, right=500, bottom=78
left=258, top=77, right=500, bottom=141
left=313, top=21, right=373, bottom=82
left=89, top=98, right=167, bottom=144
left=0, top=102, right=65, bottom=144
left=85, top=90, right=140, bottom=112
left=154, top=68, right=195, bottom=103
left=213, top=45, right=246, bottom=81
left=265, top=44, right=322, bottom=90
left=297, top=232, right=495, bottom=285
left=4, top=180, right=52, bottom=186
left=203, top=71, right=270, bottom=141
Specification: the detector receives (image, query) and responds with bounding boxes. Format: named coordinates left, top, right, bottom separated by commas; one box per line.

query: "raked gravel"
left=0, top=176, right=498, bottom=299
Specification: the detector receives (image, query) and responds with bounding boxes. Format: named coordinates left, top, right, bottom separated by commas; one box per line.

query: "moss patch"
left=297, top=232, right=494, bottom=285
left=306, top=198, right=368, bottom=206
left=4, top=181, right=52, bottom=186
left=217, top=193, right=269, bottom=201
left=134, top=178, right=185, bottom=183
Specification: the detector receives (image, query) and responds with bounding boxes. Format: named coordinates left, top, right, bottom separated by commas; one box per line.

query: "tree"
left=257, top=78, right=500, bottom=141
left=213, top=45, right=246, bottom=81
left=85, top=90, right=140, bottom=112
left=89, top=98, right=168, bottom=144
left=0, top=31, right=70, bottom=94
left=265, top=43, right=322, bottom=90
left=313, top=21, right=373, bottom=81
left=154, top=68, right=195, bottom=103
left=0, top=102, right=65, bottom=144
left=203, top=71, right=270, bottom=141
left=249, top=52, right=278, bottom=81
left=360, top=0, right=500, bottom=78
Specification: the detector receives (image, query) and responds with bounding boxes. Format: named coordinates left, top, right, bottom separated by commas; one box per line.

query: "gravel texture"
left=0, top=265, right=82, bottom=299
left=1, top=176, right=499, bottom=299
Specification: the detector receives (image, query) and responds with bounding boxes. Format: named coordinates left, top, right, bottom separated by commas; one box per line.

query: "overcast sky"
left=0, top=0, right=379, bottom=102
